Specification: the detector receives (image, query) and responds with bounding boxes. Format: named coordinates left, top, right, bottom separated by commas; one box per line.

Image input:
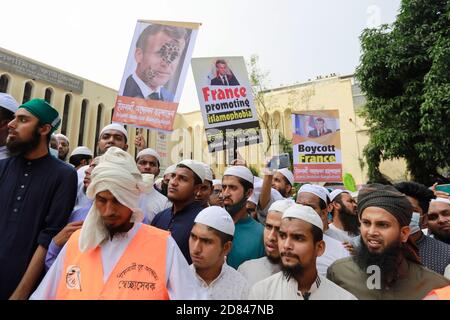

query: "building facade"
left=1, top=47, right=407, bottom=183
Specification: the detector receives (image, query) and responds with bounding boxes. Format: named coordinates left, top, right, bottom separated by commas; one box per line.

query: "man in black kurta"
left=0, top=99, right=77, bottom=299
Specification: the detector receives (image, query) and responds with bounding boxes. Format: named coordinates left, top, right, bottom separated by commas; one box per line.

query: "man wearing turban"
left=31, top=147, right=204, bottom=300
left=327, top=184, right=449, bottom=299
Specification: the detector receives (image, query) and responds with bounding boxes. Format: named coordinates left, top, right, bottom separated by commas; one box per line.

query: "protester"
left=238, top=199, right=294, bottom=286
left=249, top=204, right=357, bottom=300
left=194, top=163, right=214, bottom=208
left=0, top=99, right=77, bottom=299
left=0, top=93, right=19, bottom=160
left=428, top=198, right=450, bottom=245
left=209, top=179, right=223, bottom=207
left=327, top=184, right=449, bottom=299
left=30, top=147, right=203, bottom=299
left=189, top=206, right=249, bottom=299
left=54, top=133, right=70, bottom=161
left=151, top=159, right=205, bottom=264
left=297, top=184, right=350, bottom=275
left=221, top=166, right=265, bottom=269
left=68, top=146, right=93, bottom=170
left=327, top=189, right=359, bottom=242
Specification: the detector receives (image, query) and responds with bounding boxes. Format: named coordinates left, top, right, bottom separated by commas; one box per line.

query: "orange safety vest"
left=56, top=224, right=170, bottom=300
left=427, top=285, right=450, bottom=300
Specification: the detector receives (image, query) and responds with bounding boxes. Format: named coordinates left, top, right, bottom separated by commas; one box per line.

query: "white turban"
left=100, top=123, right=128, bottom=141
left=54, top=133, right=69, bottom=143
left=277, top=168, right=294, bottom=186
left=298, top=184, right=330, bottom=204
left=70, top=146, right=93, bottom=157
left=282, top=203, right=324, bottom=231
left=431, top=197, right=450, bottom=205
left=223, top=166, right=254, bottom=185
left=194, top=206, right=235, bottom=236
left=0, top=93, right=19, bottom=113
left=79, top=147, right=152, bottom=252
left=329, top=189, right=351, bottom=202
left=164, top=164, right=177, bottom=176
left=136, top=148, right=161, bottom=164
left=269, top=199, right=295, bottom=214
left=178, top=159, right=206, bottom=183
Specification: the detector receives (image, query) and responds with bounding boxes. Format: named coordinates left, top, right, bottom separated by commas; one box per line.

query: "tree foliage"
left=356, top=0, right=450, bottom=185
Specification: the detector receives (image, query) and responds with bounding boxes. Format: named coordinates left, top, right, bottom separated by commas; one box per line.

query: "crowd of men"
left=1, top=94, right=449, bottom=300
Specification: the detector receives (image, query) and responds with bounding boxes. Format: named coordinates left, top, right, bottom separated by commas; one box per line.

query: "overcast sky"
left=1, top=0, right=400, bottom=112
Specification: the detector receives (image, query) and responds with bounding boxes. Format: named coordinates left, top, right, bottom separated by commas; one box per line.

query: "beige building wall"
left=1, top=47, right=407, bottom=182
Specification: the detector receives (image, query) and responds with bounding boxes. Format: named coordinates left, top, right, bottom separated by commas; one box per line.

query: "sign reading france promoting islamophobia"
left=191, top=57, right=263, bottom=152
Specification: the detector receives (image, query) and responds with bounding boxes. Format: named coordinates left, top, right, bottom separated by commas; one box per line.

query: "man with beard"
left=222, top=166, right=265, bottom=269
left=189, top=206, right=249, bottom=299
left=209, top=179, right=223, bottom=207
left=327, top=184, right=449, bottom=299
left=394, top=182, right=450, bottom=277
left=428, top=198, right=450, bottom=245
left=158, top=164, right=177, bottom=196
left=249, top=203, right=356, bottom=300
left=136, top=148, right=170, bottom=223
left=31, top=147, right=204, bottom=299
left=54, top=133, right=69, bottom=161
left=0, top=93, right=19, bottom=160
left=238, top=199, right=294, bottom=286
left=257, top=167, right=294, bottom=224
left=327, top=189, right=359, bottom=242
left=151, top=159, right=205, bottom=264
left=297, top=184, right=350, bottom=275
left=0, top=99, right=77, bottom=299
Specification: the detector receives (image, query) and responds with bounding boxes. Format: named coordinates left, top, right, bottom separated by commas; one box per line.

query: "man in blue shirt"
left=152, top=159, right=205, bottom=264
left=222, top=166, right=265, bottom=269
left=0, top=99, right=77, bottom=299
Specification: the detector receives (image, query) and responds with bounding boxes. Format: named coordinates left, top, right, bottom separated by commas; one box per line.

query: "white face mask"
left=409, top=212, right=421, bottom=235
left=49, top=147, right=59, bottom=158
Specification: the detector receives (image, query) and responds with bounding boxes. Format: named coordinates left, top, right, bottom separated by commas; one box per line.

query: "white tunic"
left=326, top=223, right=359, bottom=242
left=237, top=256, right=282, bottom=287
left=73, top=165, right=90, bottom=211
left=30, top=223, right=205, bottom=300
left=317, top=234, right=350, bottom=276
left=190, top=263, right=249, bottom=300
left=0, top=146, right=11, bottom=160
left=249, top=271, right=357, bottom=300
left=138, top=186, right=171, bottom=224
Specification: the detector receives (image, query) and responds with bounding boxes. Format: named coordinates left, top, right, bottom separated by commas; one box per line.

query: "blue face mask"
left=49, top=147, right=59, bottom=158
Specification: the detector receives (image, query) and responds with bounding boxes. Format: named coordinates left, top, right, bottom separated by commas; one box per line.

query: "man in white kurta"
left=238, top=199, right=294, bottom=286
left=30, top=147, right=204, bottom=300
left=249, top=204, right=356, bottom=300
left=189, top=206, right=249, bottom=300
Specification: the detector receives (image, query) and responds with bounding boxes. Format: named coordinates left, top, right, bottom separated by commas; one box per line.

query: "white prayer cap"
left=277, top=168, right=294, bottom=186
left=248, top=190, right=260, bottom=205
left=136, top=148, right=161, bottom=164
left=194, top=206, right=235, bottom=236
left=282, top=203, right=323, bottom=231
left=100, top=123, right=128, bottom=141
left=431, top=197, right=450, bottom=205
left=202, top=163, right=213, bottom=182
left=269, top=199, right=295, bottom=214
left=54, top=133, right=69, bottom=142
left=212, top=179, right=222, bottom=186
left=298, top=184, right=330, bottom=204
left=223, top=166, right=254, bottom=185
left=163, top=164, right=177, bottom=176
left=329, top=189, right=351, bottom=202
left=178, top=159, right=206, bottom=183
left=70, top=146, right=93, bottom=157
left=0, top=93, right=19, bottom=113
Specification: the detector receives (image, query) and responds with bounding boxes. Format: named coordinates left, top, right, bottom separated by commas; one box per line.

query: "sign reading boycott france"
left=292, top=110, right=342, bottom=182
left=113, top=20, right=200, bottom=131
left=191, top=57, right=262, bottom=152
